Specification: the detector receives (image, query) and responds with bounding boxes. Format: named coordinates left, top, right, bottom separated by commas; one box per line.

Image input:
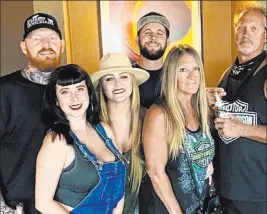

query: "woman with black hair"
left=35, top=64, right=126, bottom=214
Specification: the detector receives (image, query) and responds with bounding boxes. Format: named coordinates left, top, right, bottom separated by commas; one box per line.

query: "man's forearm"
left=241, top=124, right=267, bottom=143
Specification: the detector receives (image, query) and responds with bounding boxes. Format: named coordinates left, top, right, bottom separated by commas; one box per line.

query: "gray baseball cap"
left=137, top=12, right=170, bottom=33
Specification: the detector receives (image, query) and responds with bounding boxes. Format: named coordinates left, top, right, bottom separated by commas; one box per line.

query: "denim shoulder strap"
left=93, top=123, right=121, bottom=158
left=69, top=130, right=98, bottom=163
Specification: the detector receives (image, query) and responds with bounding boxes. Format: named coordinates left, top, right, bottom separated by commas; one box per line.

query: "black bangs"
left=56, top=66, right=85, bottom=86
left=42, top=63, right=100, bottom=145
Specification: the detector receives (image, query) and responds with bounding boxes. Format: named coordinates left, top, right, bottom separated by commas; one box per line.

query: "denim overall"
left=69, top=124, right=126, bottom=214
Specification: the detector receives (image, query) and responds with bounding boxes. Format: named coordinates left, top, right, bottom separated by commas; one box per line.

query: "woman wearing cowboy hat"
left=91, top=53, right=149, bottom=214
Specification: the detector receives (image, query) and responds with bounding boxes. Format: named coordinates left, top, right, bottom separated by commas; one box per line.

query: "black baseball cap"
left=23, top=13, right=62, bottom=40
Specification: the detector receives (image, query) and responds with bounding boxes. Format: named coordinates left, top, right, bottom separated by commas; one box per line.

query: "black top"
left=54, top=143, right=99, bottom=207
left=151, top=128, right=214, bottom=214
left=132, top=63, right=162, bottom=108
left=217, top=64, right=267, bottom=201
left=0, top=70, right=47, bottom=214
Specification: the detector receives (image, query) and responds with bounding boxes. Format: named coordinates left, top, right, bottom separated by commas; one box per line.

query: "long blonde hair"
left=160, top=45, right=209, bottom=160
left=98, top=74, right=143, bottom=194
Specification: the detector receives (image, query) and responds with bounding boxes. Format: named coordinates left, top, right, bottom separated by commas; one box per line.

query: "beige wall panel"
left=1, top=1, right=33, bottom=76
left=63, top=1, right=101, bottom=74
left=202, top=1, right=232, bottom=87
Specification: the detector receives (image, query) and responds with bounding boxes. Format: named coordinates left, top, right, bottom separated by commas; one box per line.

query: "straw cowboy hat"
left=91, top=53, right=149, bottom=87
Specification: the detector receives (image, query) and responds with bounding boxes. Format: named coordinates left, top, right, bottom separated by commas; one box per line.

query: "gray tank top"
left=54, top=143, right=99, bottom=207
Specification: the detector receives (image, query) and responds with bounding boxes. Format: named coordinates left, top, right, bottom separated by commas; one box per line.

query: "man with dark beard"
left=132, top=12, right=170, bottom=214
left=0, top=13, right=64, bottom=214
left=133, top=12, right=170, bottom=108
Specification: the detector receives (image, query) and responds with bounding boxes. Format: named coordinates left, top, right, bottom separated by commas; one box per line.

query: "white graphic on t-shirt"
left=219, top=99, right=257, bottom=143
left=186, top=133, right=214, bottom=168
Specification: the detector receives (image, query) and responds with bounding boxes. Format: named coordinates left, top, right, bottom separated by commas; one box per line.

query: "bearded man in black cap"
left=133, top=12, right=170, bottom=108
left=0, top=13, right=65, bottom=214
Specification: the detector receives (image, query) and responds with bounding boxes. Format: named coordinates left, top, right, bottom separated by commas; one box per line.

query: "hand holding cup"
left=206, top=87, right=226, bottom=107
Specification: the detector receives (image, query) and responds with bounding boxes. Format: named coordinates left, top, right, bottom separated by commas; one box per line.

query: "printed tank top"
left=152, top=128, right=215, bottom=214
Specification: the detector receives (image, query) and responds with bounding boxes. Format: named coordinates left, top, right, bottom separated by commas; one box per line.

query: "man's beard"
left=139, top=39, right=167, bottom=60
left=237, top=38, right=254, bottom=55
left=26, top=47, right=62, bottom=72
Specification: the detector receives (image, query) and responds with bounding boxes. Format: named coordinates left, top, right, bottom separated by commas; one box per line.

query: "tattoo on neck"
left=22, top=67, right=53, bottom=85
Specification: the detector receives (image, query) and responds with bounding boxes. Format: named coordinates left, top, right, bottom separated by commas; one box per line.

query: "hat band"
left=100, top=65, right=132, bottom=70
left=137, top=15, right=170, bottom=32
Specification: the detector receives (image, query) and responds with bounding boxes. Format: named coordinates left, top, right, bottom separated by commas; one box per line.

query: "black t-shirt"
left=132, top=63, right=162, bottom=108
left=216, top=64, right=267, bottom=201
left=0, top=70, right=46, bottom=214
